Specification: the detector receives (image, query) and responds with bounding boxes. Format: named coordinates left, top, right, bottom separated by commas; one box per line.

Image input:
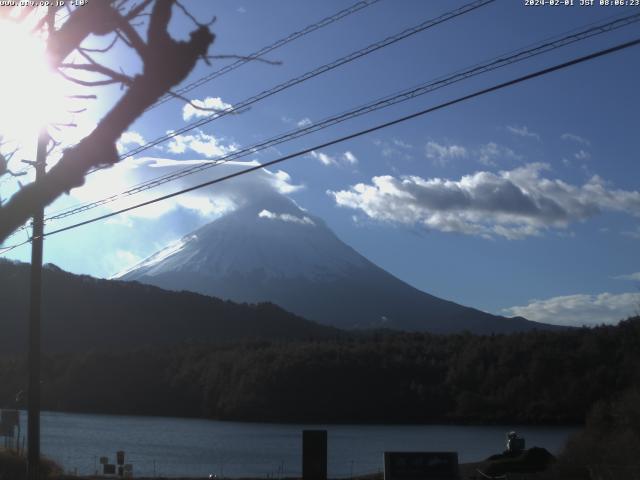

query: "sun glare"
left=0, top=20, right=66, bottom=148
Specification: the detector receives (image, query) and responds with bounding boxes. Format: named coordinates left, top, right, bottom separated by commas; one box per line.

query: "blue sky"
left=1, top=0, right=639, bottom=326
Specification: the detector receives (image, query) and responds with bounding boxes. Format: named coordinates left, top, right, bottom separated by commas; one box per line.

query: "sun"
left=0, top=20, right=66, bottom=148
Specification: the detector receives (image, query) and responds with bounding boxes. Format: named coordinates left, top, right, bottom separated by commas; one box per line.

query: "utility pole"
left=26, top=130, right=48, bottom=480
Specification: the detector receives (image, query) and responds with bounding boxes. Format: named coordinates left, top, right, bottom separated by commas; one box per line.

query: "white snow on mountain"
left=115, top=192, right=549, bottom=333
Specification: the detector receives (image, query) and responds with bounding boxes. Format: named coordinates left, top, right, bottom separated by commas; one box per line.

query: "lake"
left=15, top=411, right=578, bottom=478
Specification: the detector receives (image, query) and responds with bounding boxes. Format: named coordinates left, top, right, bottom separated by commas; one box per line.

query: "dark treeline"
left=0, top=259, right=339, bottom=355
left=1, top=317, right=639, bottom=424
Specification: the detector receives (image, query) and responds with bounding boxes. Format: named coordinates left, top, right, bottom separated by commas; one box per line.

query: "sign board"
left=384, top=452, right=459, bottom=480
left=100, top=457, right=109, bottom=465
left=103, top=464, right=116, bottom=475
left=302, top=430, right=327, bottom=480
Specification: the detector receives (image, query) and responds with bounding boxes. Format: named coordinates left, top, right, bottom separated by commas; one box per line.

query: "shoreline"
left=54, top=464, right=502, bottom=480
left=6, top=407, right=583, bottom=428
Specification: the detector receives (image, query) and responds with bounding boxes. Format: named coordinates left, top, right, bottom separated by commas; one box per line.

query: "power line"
left=117, top=0, right=496, bottom=160
left=29, top=37, right=640, bottom=242
left=149, top=0, right=383, bottom=111
left=40, top=0, right=497, bottom=221
left=0, top=1, right=382, bottom=215
left=0, top=238, right=30, bottom=255
left=2, top=36, right=638, bottom=251
left=41, top=11, right=640, bottom=224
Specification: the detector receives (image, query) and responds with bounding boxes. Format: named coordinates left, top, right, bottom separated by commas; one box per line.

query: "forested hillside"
left=1, top=317, right=638, bottom=424
left=0, top=259, right=339, bottom=354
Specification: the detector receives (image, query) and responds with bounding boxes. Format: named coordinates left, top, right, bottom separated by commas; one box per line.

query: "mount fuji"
left=116, top=193, right=549, bottom=334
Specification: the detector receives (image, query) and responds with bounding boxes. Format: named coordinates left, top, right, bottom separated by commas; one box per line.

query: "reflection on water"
left=18, top=411, right=577, bottom=478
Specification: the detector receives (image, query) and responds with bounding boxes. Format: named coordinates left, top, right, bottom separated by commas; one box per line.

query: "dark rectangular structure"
left=384, top=452, right=459, bottom=480
left=302, top=430, right=327, bottom=480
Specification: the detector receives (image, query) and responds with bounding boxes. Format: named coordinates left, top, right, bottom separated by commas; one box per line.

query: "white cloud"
left=116, top=131, right=146, bottom=154
left=422, top=140, right=522, bottom=167
left=507, top=125, right=540, bottom=141
left=561, top=133, right=591, bottom=146
left=503, top=292, right=639, bottom=327
left=615, top=272, right=640, bottom=281
left=237, top=6, right=246, bottom=13
left=105, top=216, right=134, bottom=228
left=343, top=151, right=358, bottom=165
left=328, top=163, right=640, bottom=240
left=310, top=150, right=357, bottom=167
left=166, top=130, right=238, bottom=158
left=104, top=249, right=142, bottom=277
left=478, top=142, right=521, bottom=166
left=393, top=138, right=412, bottom=149
left=374, top=138, right=413, bottom=160
left=68, top=156, right=302, bottom=221
left=297, top=117, right=312, bottom=128
left=182, top=97, right=232, bottom=121
left=310, top=151, right=335, bottom=166
left=268, top=169, right=301, bottom=194
left=425, top=141, right=467, bottom=166
left=258, top=209, right=315, bottom=226
left=574, top=150, right=591, bottom=161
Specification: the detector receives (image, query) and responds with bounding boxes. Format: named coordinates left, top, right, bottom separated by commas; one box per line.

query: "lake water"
left=14, top=411, right=578, bottom=478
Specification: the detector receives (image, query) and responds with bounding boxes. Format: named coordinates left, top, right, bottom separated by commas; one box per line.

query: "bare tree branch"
left=47, top=0, right=121, bottom=67
left=175, top=1, right=216, bottom=28
left=114, top=29, right=134, bottom=49
left=66, top=94, right=98, bottom=100
left=60, top=49, right=134, bottom=85
left=80, top=34, right=119, bottom=54
left=46, top=138, right=61, bottom=157
left=115, top=14, right=148, bottom=57
left=0, top=148, right=26, bottom=184
left=59, top=64, right=134, bottom=86
left=125, top=0, right=155, bottom=20
left=165, top=90, right=234, bottom=115
left=57, top=68, right=123, bottom=87
left=29, top=4, right=65, bottom=34
left=50, top=123, right=78, bottom=130
left=0, top=0, right=215, bottom=242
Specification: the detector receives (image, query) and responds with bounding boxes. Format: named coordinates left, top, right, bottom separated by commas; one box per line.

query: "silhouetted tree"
left=0, top=0, right=215, bottom=242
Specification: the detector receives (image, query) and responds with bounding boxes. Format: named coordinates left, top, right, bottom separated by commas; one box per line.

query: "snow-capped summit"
left=117, top=193, right=549, bottom=333
left=116, top=193, right=367, bottom=282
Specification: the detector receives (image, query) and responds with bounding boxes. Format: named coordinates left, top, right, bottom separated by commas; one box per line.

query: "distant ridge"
left=117, top=192, right=556, bottom=334
left=0, top=259, right=339, bottom=355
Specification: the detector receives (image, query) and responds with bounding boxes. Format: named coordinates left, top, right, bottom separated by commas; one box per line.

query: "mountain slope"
left=117, top=193, right=550, bottom=334
left=0, top=259, right=339, bottom=355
